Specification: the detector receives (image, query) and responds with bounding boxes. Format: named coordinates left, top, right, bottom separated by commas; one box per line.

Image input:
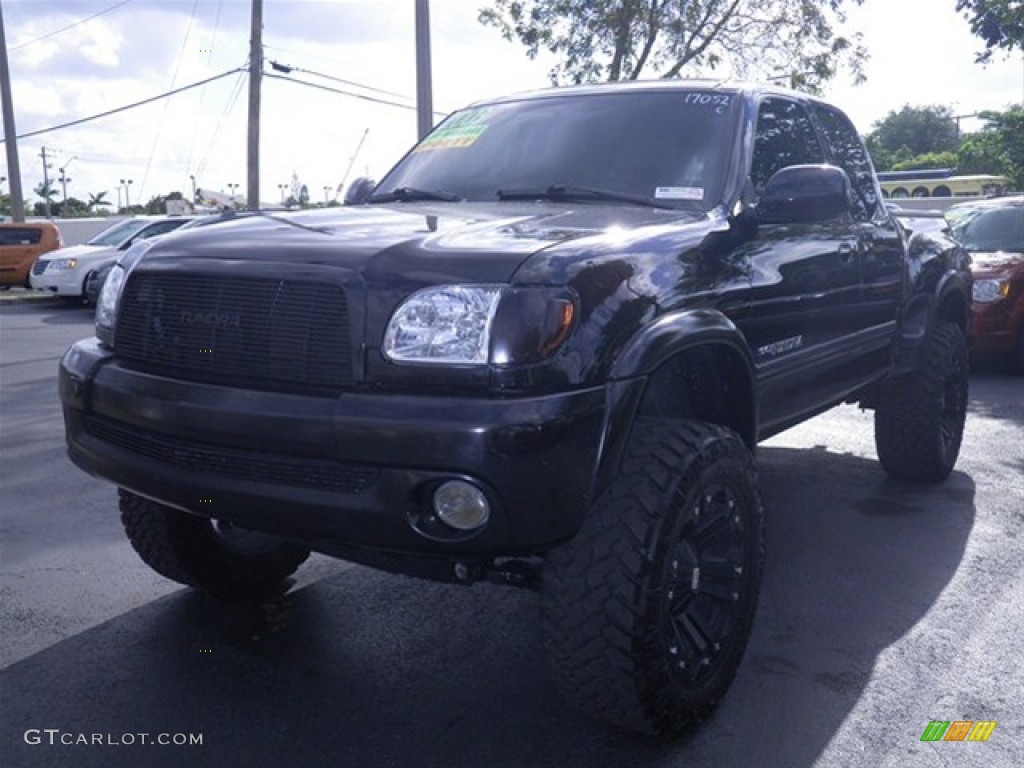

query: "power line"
left=9, top=0, right=134, bottom=51
left=2, top=68, right=246, bottom=142
left=140, top=0, right=201, bottom=198
left=185, top=0, right=226, bottom=187
left=195, top=68, right=247, bottom=180
left=264, top=72, right=449, bottom=118
left=268, top=60, right=413, bottom=102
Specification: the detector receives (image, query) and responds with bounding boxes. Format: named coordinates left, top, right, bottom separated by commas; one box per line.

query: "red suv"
left=947, top=196, right=1024, bottom=372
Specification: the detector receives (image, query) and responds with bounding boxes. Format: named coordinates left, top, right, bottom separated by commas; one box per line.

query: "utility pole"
left=0, top=5, right=25, bottom=221
left=415, top=0, right=433, bottom=140
left=58, top=166, right=71, bottom=217
left=246, top=0, right=263, bottom=209
left=57, top=156, right=75, bottom=217
left=39, top=147, right=53, bottom=219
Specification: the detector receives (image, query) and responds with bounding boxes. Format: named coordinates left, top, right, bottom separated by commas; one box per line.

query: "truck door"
left=812, top=102, right=904, bottom=349
left=736, top=97, right=867, bottom=437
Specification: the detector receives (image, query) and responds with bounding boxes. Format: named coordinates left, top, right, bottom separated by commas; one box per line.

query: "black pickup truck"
left=59, top=80, right=970, bottom=738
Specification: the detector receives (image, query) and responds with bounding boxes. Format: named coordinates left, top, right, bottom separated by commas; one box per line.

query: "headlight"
left=95, top=264, right=126, bottom=330
left=972, top=278, right=1010, bottom=303
left=94, top=240, right=158, bottom=335
left=384, top=285, right=502, bottom=364
left=50, top=257, right=78, bottom=270
left=383, top=284, right=577, bottom=367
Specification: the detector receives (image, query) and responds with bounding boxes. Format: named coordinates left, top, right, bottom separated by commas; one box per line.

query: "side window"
left=140, top=221, right=183, bottom=239
left=750, top=98, right=825, bottom=194
left=0, top=228, right=43, bottom=246
left=813, top=104, right=880, bottom=221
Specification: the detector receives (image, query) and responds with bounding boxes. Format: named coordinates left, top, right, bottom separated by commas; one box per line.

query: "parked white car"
left=30, top=217, right=191, bottom=301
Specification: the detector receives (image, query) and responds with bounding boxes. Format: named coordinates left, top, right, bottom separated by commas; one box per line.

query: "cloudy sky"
left=2, top=0, right=1022, bottom=210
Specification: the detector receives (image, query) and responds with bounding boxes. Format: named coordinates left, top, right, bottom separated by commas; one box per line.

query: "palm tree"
left=87, top=191, right=111, bottom=213
left=33, top=182, right=57, bottom=217
left=34, top=182, right=57, bottom=203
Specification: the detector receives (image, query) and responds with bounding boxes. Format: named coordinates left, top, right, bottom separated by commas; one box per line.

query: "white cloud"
left=76, top=19, right=123, bottom=68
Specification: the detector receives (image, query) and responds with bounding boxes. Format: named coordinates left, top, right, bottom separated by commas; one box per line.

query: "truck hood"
left=144, top=202, right=711, bottom=284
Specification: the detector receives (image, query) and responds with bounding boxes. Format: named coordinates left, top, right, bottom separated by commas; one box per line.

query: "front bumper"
left=30, top=262, right=88, bottom=296
left=60, top=338, right=610, bottom=560
left=970, top=300, right=1022, bottom=357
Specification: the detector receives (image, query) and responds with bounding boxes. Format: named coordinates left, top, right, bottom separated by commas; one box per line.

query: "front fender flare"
left=609, top=308, right=756, bottom=382
left=591, top=310, right=757, bottom=501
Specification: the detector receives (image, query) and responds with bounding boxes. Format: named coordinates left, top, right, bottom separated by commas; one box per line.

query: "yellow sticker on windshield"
left=414, top=108, right=490, bottom=152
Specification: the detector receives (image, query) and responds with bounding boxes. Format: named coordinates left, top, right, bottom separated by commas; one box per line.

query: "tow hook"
left=453, top=558, right=542, bottom=590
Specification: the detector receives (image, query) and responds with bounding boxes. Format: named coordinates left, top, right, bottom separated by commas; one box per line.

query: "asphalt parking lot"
left=1, top=300, right=1021, bottom=768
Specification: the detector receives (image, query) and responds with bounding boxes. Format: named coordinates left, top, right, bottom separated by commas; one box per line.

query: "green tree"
left=956, top=0, right=1024, bottom=62
left=60, top=197, right=90, bottom=218
left=890, top=151, right=959, bottom=172
left=142, top=191, right=185, bottom=215
left=478, top=0, right=868, bottom=91
left=866, top=105, right=959, bottom=162
left=958, top=106, right=1024, bottom=189
left=32, top=182, right=57, bottom=217
left=34, top=181, right=57, bottom=203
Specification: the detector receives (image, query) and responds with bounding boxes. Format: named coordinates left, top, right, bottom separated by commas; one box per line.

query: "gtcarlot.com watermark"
left=24, top=729, right=202, bottom=747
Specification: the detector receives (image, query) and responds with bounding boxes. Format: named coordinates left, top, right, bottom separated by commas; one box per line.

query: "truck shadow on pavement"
left=1, top=448, right=975, bottom=768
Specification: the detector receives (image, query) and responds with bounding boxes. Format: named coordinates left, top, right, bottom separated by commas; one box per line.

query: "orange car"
left=0, top=221, right=63, bottom=288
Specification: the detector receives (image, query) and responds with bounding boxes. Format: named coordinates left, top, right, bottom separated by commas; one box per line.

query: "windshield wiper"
left=250, top=210, right=332, bottom=234
left=368, top=187, right=463, bottom=203
left=496, top=184, right=674, bottom=209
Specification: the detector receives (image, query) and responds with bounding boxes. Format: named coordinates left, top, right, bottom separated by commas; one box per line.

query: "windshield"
left=87, top=219, right=153, bottom=247
left=374, top=89, right=739, bottom=211
left=950, top=205, right=1024, bottom=252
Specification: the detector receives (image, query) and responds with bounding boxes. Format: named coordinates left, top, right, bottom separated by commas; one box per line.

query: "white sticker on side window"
left=655, top=186, right=704, bottom=200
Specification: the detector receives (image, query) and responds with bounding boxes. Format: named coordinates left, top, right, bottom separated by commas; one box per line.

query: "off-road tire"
left=542, top=419, right=764, bottom=738
left=120, top=489, right=310, bottom=599
left=874, top=321, right=968, bottom=483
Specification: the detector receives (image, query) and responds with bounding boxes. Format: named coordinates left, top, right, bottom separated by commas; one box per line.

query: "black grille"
left=32, top=259, right=49, bottom=275
left=115, top=273, right=352, bottom=395
left=80, top=413, right=379, bottom=494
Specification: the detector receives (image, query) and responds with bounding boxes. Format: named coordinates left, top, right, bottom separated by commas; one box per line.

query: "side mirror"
left=757, top=164, right=852, bottom=225
left=118, top=238, right=134, bottom=251
left=344, top=177, right=376, bottom=206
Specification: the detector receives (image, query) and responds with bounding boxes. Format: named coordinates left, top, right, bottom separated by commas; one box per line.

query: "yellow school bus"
left=877, top=169, right=1008, bottom=199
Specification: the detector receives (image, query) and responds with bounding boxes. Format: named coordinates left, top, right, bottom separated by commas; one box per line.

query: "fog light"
left=433, top=480, right=490, bottom=531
